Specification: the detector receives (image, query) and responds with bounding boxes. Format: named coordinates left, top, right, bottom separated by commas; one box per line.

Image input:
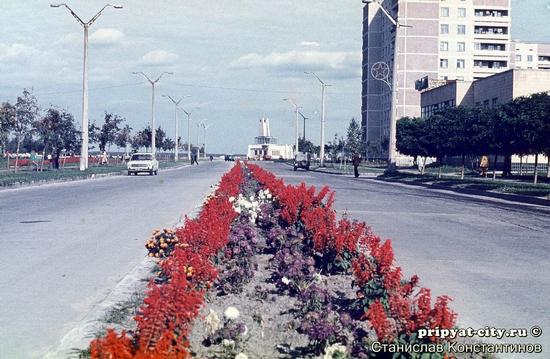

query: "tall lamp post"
left=363, top=0, right=404, bottom=169
left=181, top=108, right=197, bottom=162
left=162, top=95, right=190, bottom=162
left=50, top=3, right=123, bottom=171
left=283, top=98, right=300, bottom=155
left=201, top=122, right=212, bottom=159
left=133, top=71, right=173, bottom=156
left=298, top=111, right=309, bottom=141
left=304, top=72, right=330, bottom=166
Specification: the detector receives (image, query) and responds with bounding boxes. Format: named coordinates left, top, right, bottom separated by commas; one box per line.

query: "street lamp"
left=298, top=111, right=309, bottom=141
left=283, top=98, right=300, bottom=156
left=304, top=72, right=331, bottom=166
left=133, top=71, right=173, bottom=156
left=362, top=0, right=404, bottom=169
left=50, top=3, right=123, bottom=171
left=180, top=107, right=198, bottom=162
left=201, top=122, right=212, bottom=159
left=162, top=95, right=190, bottom=162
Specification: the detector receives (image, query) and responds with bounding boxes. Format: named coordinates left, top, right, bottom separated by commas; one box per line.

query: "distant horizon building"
left=247, top=117, right=294, bottom=160
left=361, top=0, right=549, bottom=162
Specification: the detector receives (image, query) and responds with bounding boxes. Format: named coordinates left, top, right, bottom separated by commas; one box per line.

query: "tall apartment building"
left=362, top=0, right=512, bottom=160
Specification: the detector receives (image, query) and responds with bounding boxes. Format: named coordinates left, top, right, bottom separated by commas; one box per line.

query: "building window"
left=458, top=8, right=466, bottom=17
left=441, top=7, right=450, bottom=17
left=475, top=43, right=481, bottom=50
left=527, top=55, right=533, bottom=62
left=441, top=24, right=449, bottom=34
left=457, top=59, right=465, bottom=68
left=457, top=42, right=466, bottom=52
left=440, top=59, right=448, bottom=68
left=440, top=41, right=449, bottom=51
left=457, top=25, right=466, bottom=35
left=516, top=54, right=522, bottom=61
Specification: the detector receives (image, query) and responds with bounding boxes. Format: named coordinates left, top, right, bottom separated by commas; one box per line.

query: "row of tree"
left=299, top=118, right=364, bottom=162
left=0, top=89, right=180, bottom=170
left=396, top=92, right=550, bottom=183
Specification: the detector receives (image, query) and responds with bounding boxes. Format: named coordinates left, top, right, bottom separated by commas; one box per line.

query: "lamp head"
left=362, top=0, right=375, bottom=3
left=50, top=3, right=63, bottom=7
left=112, top=5, right=123, bottom=9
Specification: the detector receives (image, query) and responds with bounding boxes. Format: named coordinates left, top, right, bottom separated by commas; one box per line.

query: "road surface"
left=262, top=162, right=550, bottom=357
left=0, top=161, right=231, bottom=358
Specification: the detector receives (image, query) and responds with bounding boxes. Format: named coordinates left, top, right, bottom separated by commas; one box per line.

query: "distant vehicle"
left=127, top=153, right=159, bottom=176
left=294, top=152, right=311, bottom=171
left=224, top=155, right=234, bottom=162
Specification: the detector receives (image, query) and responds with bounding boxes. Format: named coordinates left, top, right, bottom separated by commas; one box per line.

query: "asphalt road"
left=0, top=161, right=232, bottom=359
left=262, top=163, right=550, bottom=357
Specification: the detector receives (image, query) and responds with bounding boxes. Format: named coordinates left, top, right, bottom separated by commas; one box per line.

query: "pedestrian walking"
left=191, top=150, right=199, bottom=165
left=352, top=153, right=361, bottom=178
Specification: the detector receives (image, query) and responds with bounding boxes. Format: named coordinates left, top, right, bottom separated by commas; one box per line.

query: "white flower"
left=313, top=273, right=322, bottom=283
left=235, top=353, right=248, bottom=359
left=281, top=277, right=290, bottom=285
left=242, top=324, right=248, bottom=336
left=266, top=193, right=272, bottom=199
left=323, top=343, right=347, bottom=359
left=229, top=196, right=235, bottom=202
left=235, top=207, right=242, bottom=214
left=222, top=339, right=235, bottom=348
left=204, top=309, right=221, bottom=336
left=249, top=195, right=255, bottom=201
left=224, top=306, right=240, bottom=320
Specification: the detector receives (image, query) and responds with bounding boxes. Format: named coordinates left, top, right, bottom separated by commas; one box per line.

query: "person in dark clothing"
left=352, top=154, right=361, bottom=178
left=191, top=149, right=199, bottom=165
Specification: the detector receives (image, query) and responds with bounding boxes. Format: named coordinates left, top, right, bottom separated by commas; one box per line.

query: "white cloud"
left=140, top=50, right=179, bottom=65
left=0, top=43, right=40, bottom=62
left=89, top=28, right=125, bottom=46
left=229, top=49, right=361, bottom=78
left=300, top=41, right=321, bottom=48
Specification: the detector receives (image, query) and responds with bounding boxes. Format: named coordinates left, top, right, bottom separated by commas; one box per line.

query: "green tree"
left=346, top=118, right=364, bottom=156
left=396, top=116, right=430, bottom=173
left=115, top=124, right=132, bottom=156
left=0, top=102, right=15, bottom=159
left=37, top=108, right=80, bottom=169
left=13, top=89, right=40, bottom=171
left=298, top=137, right=316, bottom=155
left=162, top=137, right=175, bottom=152
left=88, top=122, right=101, bottom=152
left=98, top=112, right=124, bottom=152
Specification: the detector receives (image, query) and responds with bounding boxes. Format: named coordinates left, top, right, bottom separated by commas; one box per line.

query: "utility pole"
left=283, top=98, right=300, bottom=156
left=50, top=3, right=123, bottom=171
left=298, top=111, right=309, bottom=141
left=162, top=95, right=189, bottom=162
left=181, top=108, right=197, bottom=162
left=305, top=72, right=330, bottom=166
left=201, top=122, right=212, bottom=159
left=133, top=72, right=172, bottom=156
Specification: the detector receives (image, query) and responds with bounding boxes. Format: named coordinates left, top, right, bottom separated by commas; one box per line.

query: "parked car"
left=127, top=153, right=159, bottom=175
left=224, top=155, right=234, bottom=161
left=294, top=152, right=311, bottom=171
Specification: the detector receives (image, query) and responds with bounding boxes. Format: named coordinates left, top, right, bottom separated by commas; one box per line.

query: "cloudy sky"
left=1, top=0, right=549, bottom=153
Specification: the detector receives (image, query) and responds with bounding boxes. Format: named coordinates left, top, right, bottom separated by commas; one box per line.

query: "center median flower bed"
left=89, top=163, right=458, bottom=359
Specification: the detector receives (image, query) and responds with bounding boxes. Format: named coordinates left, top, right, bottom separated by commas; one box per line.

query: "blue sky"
left=1, top=0, right=549, bottom=153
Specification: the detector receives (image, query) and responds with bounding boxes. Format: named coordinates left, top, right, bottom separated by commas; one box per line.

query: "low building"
left=247, top=117, right=294, bottom=160
left=420, top=68, right=550, bottom=167
left=421, top=68, right=550, bottom=117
